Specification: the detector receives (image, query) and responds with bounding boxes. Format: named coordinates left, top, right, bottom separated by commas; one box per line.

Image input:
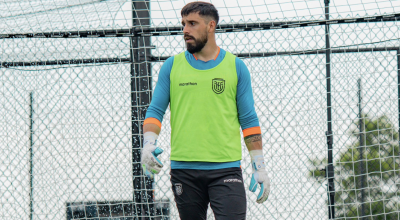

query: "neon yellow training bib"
left=170, top=51, right=242, bottom=162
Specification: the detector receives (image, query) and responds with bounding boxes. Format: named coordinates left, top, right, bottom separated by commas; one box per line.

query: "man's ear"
left=208, top=20, right=216, bottom=33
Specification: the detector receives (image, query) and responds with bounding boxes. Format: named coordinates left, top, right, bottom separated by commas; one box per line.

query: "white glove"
left=141, top=132, right=164, bottom=179
left=249, top=150, right=270, bottom=203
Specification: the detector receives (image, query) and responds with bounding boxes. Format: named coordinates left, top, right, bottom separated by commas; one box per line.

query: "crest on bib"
left=212, top=78, right=225, bottom=94
left=175, top=183, right=183, bottom=195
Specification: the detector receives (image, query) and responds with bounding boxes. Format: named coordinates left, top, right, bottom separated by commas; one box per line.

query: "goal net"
left=1, top=0, right=399, bottom=219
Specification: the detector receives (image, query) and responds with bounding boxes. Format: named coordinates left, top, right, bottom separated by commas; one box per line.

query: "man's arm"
left=235, top=57, right=262, bottom=151
left=235, top=57, right=270, bottom=203
left=141, top=56, right=173, bottom=178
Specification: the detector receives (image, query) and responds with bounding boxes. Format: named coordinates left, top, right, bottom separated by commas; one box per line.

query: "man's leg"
left=208, top=168, right=247, bottom=220
left=170, top=169, right=209, bottom=220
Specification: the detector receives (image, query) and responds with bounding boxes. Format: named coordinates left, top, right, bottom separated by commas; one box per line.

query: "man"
left=141, top=2, right=270, bottom=220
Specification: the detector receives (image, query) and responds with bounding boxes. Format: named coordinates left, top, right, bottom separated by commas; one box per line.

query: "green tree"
left=309, top=115, right=400, bottom=219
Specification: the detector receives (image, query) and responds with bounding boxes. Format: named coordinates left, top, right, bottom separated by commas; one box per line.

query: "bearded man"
left=141, top=2, right=270, bottom=220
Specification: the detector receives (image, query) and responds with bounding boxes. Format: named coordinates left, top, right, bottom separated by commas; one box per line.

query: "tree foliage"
left=308, top=115, right=400, bottom=219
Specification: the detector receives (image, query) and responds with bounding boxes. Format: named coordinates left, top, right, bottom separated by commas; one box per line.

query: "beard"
left=185, top=33, right=208, bottom=54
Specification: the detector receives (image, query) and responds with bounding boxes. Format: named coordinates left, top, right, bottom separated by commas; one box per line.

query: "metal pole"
left=131, top=0, right=153, bottom=219
left=397, top=49, right=400, bottom=220
left=29, top=92, right=34, bottom=220
left=357, top=79, right=365, bottom=219
left=324, top=0, right=335, bottom=218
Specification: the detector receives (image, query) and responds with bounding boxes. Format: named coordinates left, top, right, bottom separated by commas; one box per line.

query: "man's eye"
left=190, top=22, right=195, bottom=26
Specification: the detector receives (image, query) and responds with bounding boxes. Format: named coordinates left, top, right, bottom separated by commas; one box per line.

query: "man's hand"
left=249, top=151, right=270, bottom=203
left=141, top=132, right=164, bottom=179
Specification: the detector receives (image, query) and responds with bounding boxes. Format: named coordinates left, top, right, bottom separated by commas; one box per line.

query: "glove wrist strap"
left=250, top=150, right=263, bottom=160
left=250, top=150, right=265, bottom=171
left=144, top=131, right=158, bottom=146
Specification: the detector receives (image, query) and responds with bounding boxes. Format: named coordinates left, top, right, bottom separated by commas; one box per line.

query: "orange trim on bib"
left=192, top=47, right=220, bottom=61
left=144, top=118, right=162, bottom=128
left=213, top=47, right=220, bottom=60
left=242, top=126, right=261, bottom=137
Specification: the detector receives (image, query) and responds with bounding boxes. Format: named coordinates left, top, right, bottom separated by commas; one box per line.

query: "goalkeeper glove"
left=249, top=150, right=270, bottom=203
left=141, top=131, right=164, bottom=179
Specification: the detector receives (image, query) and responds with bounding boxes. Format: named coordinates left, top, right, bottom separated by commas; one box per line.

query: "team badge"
left=212, top=78, right=225, bottom=94
left=175, top=183, right=183, bottom=196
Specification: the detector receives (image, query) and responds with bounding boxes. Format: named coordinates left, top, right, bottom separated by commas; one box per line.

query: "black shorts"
left=170, top=167, right=246, bottom=220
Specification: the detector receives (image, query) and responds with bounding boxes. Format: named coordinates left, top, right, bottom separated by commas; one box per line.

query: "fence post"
left=397, top=49, right=400, bottom=202
left=324, top=0, right=335, bottom=219
left=357, top=79, right=366, bottom=219
left=29, top=92, right=34, bottom=220
left=130, top=0, right=154, bottom=219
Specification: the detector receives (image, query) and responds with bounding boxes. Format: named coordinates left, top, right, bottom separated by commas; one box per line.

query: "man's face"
left=182, top=12, right=209, bottom=54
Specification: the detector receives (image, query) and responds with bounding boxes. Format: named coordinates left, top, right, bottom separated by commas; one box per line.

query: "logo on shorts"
left=175, top=183, right=183, bottom=195
left=212, top=78, right=225, bottom=94
left=224, top=179, right=242, bottom=183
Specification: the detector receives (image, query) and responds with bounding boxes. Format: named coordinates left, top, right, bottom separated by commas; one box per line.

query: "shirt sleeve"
left=144, top=56, right=174, bottom=127
left=235, top=57, right=261, bottom=137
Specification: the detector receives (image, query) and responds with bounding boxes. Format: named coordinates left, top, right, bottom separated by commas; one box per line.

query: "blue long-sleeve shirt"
left=145, top=48, right=260, bottom=170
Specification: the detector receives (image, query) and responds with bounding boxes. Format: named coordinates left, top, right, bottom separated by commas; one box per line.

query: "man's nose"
left=183, top=25, right=189, bottom=34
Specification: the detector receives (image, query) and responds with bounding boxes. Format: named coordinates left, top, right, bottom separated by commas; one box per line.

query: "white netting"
left=1, top=0, right=400, bottom=219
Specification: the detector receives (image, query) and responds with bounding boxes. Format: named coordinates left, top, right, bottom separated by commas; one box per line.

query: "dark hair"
left=181, top=2, right=219, bottom=25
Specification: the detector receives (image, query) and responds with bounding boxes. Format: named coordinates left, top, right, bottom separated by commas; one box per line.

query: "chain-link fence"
left=1, top=0, right=400, bottom=219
